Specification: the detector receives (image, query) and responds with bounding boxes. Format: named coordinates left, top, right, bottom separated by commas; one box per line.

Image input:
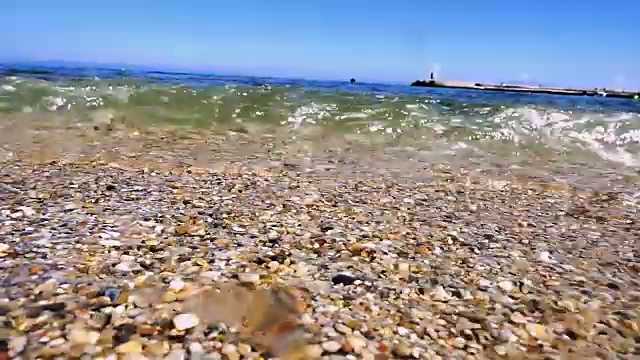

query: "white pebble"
left=164, top=349, right=186, bottom=360
left=498, top=280, right=514, bottom=292
left=188, top=342, right=204, bottom=354
left=199, top=271, right=221, bottom=280
left=17, top=206, right=35, bottom=217
left=9, top=336, right=27, bottom=355
left=322, top=340, right=342, bottom=353
left=537, top=251, right=557, bottom=263
left=347, top=336, right=367, bottom=353
left=237, top=272, right=260, bottom=284
left=397, top=326, right=411, bottom=336
left=173, top=313, right=199, bottom=330
left=115, top=262, right=132, bottom=272
left=432, top=285, right=451, bottom=301
left=221, top=343, right=239, bottom=358
left=99, top=239, right=122, bottom=247
left=48, top=338, right=66, bottom=347
left=169, top=278, right=185, bottom=292
left=478, top=279, right=492, bottom=289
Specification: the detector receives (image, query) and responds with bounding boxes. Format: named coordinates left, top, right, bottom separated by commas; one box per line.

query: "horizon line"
left=0, top=58, right=408, bottom=86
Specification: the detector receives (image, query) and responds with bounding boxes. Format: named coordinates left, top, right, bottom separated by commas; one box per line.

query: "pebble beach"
left=1, top=111, right=639, bottom=360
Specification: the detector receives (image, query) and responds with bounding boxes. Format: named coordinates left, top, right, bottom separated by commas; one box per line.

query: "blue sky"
left=2, top=0, right=639, bottom=88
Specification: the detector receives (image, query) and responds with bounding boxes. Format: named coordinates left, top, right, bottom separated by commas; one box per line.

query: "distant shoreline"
left=411, top=80, right=639, bottom=99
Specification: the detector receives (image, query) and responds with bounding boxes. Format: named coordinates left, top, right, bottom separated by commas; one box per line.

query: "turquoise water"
left=1, top=63, right=640, bottom=170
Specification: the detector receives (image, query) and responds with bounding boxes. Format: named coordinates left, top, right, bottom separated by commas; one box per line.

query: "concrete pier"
left=410, top=80, right=639, bottom=99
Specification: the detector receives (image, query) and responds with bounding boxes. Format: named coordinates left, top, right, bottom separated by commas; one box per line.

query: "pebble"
left=99, top=239, right=122, bottom=247
left=164, top=349, right=186, bottom=360
left=116, top=340, right=143, bottom=354
left=347, top=336, right=367, bottom=353
left=322, top=340, right=343, bottom=353
left=478, top=279, right=492, bottom=289
left=9, top=336, right=27, bottom=355
left=433, top=285, right=451, bottom=301
left=526, top=323, right=550, bottom=341
left=306, top=344, right=324, bottom=358
left=48, top=338, right=66, bottom=347
left=397, top=326, right=411, bottom=336
left=494, top=344, right=508, bottom=356
left=221, top=344, right=239, bottom=360
left=331, top=273, right=357, bottom=286
left=537, top=251, right=557, bottom=264
left=497, top=280, right=514, bottom=292
left=335, top=323, right=352, bottom=335
left=173, top=313, right=199, bottom=330
left=393, top=342, right=413, bottom=357
left=69, top=329, right=100, bottom=345
left=115, top=262, right=133, bottom=272
left=188, top=342, right=204, bottom=354
left=237, top=343, right=252, bottom=356
left=168, top=278, right=186, bottom=292
left=0, top=243, right=10, bottom=254
left=237, top=272, right=260, bottom=284
left=1, top=130, right=638, bottom=360
left=453, top=337, right=466, bottom=349
left=510, top=312, right=527, bottom=324
left=200, top=271, right=221, bottom=280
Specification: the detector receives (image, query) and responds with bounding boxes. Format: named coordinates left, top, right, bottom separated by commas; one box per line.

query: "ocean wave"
left=1, top=70, right=639, bottom=168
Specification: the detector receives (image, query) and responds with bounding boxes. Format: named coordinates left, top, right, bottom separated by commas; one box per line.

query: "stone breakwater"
left=0, top=121, right=639, bottom=359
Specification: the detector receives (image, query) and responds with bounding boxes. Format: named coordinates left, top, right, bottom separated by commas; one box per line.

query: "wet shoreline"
left=1, top=118, right=639, bottom=359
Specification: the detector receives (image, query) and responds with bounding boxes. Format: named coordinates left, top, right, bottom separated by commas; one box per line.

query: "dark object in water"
left=350, top=78, right=356, bottom=84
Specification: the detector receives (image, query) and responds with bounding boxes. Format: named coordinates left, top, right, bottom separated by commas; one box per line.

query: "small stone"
left=115, top=262, right=133, bottom=272
left=9, top=336, right=27, bottom=355
left=200, top=271, right=221, bottom=281
left=162, top=291, right=178, bottom=302
left=164, top=349, right=186, bottom=360
left=347, top=336, right=367, bottom=353
left=188, top=342, right=204, bottom=354
left=221, top=344, right=239, bottom=360
left=48, top=338, right=66, bottom=347
left=173, top=313, right=199, bottom=330
left=17, top=206, right=35, bottom=216
left=478, top=279, right=492, bottom=289
left=69, top=329, right=100, bottom=345
left=147, top=341, right=170, bottom=356
left=237, top=272, right=260, bottom=284
left=306, top=280, right=332, bottom=294
left=237, top=343, right=252, bottom=356
left=397, top=326, right=410, bottom=336
left=99, top=239, right=122, bottom=247
left=497, top=281, right=514, bottom=292
left=335, top=323, right=352, bottom=335
left=392, top=342, right=412, bottom=357
left=537, top=251, right=557, bottom=264
left=322, top=340, right=342, bottom=353
left=525, top=323, right=550, bottom=341
left=494, top=344, right=508, bottom=356
left=331, top=273, right=357, bottom=286
left=433, top=285, right=451, bottom=301
left=168, top=278, right=186, bottom=292
left=453, top=337, right=466, bottom=348
left=510, top=312, right=527, bottom=324
left=305, top=344, right=324, bottom=358
left=397, top=262, right=410, bottom=273
left=116, top=340, right=143, bottom=354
